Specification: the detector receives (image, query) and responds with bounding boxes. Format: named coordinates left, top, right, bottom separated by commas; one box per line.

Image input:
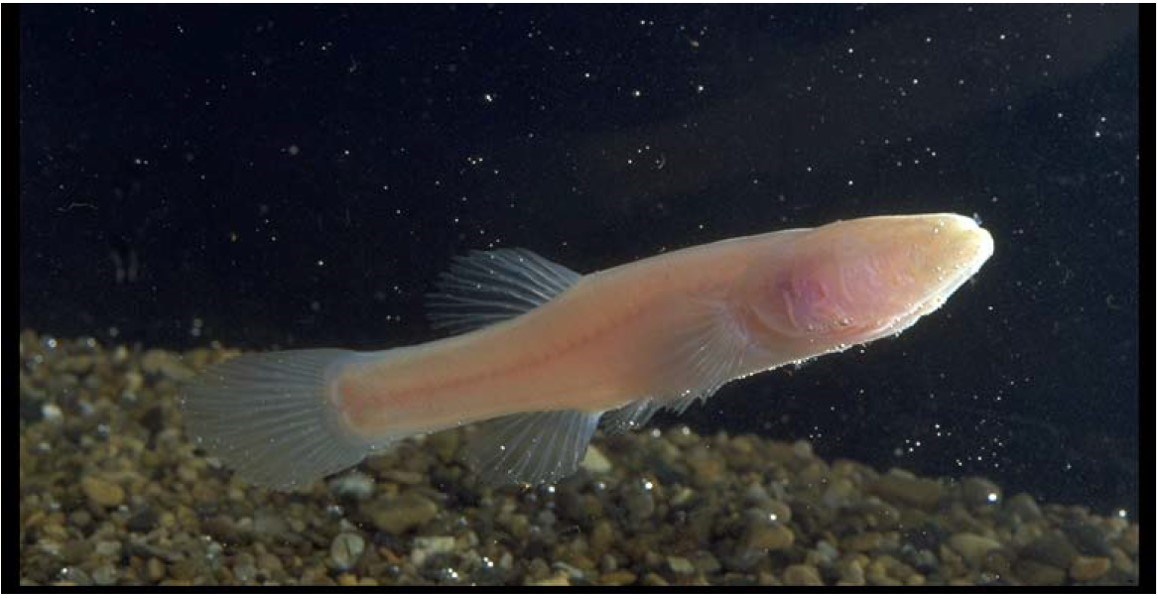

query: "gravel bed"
left=18, top=331, right=1139, bottom=586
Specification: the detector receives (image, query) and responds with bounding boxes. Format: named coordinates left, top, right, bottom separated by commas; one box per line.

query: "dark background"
left=19, top=5, right=1139, bottom=515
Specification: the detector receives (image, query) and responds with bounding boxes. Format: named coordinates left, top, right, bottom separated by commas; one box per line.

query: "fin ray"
left=648, top=295, right=769, bottom=415
left=601, top=397, right=663, bottom=434
left=426, top=248, right=581, bottom=334
left=182, top=349, right=376, bottom=491
left=466, top=409, right=602, bottom=485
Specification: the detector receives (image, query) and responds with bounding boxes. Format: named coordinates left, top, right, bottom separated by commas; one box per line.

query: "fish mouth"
left=927, top=214, right=994, bottom=301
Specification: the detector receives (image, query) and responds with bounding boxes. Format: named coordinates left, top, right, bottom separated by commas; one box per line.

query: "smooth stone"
left=623, top=480, right=656, bottom=521
left=329, top=472, right=376, bottom=500
left=362, top=492, right=440, bottom=535
left=686, top=447, right=725, bottom=486
left=821, top=477, right=857, bottom=509
left=140, top=349, right=195, bottom=380
left=59, top=539, right=92, bottom=563
left=581, top=445, right=612, bottom=474
left=665, top=556, right=695, bottom=576
left=842, top=532, right=885, bottom=553
left=959, top=476, right=1002, bottom=508
left=598, top=570, right=637, bottom=585
left=1064, top=522, right=1114, bottom=556
left=782, top=564, right=823, bottom=585
left=589, top=519, right=615, bottom=555
left=873, top=554, right=916, bottom=581
left=425, top=429, right=461, bottom=463
left=410, top=535, right=456, bottom=568
left=837, top=559, right=865, bottom=585
left=641, top=572, right=670, bottom=586
left=1020, top=530, right=1078, bottom=569
left=252, top=510, right=293, bottom=541
left=766, top=500, right=793, bottom=524
left=1014, top=559, right=1067, bottom=585
left=855, top=499, right=900, bottom=529
left=1005, top=493, right=1043, bottom=521
left=202, top=515, right=241, bottom=544
left=867, top=471, right=944, bottom=510
left=948, top=532, right=1004, bottom=567
left=1068, top=555, right=1111, bottom=582
left=791, top=440, right=814, bottom=459
left=232, top=555, right=258, bottom=583
left=126, top=507, right=158, bottom=533
left=145, top=557, right=166, bottom=582
left=94, top=540, right=122, bottom=558
left=690, top=550, right=721, bottom=574
left=91, top=563, right=118, bottom=585
left=330, top=532, right=366, bottom=571
left=744, top=522, right=795, bottom=552
left=81, top=476, right=125, bottom=508
left=529, top=573, right=571, bottom=586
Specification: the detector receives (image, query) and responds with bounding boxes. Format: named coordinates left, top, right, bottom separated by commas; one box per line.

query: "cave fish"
left=183, top=213, right=994, bottom=490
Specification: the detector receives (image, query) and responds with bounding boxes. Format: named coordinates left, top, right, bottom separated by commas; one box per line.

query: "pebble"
left=330, top=532, right=366, bottom=571
left=589, top=519, right=615, bottom=554
left=1068, top=555, right=1111, bottom=582
left=94, top=540, right=122, bottom=558
left=1020, top=530, right=1078, bottom=569
left=842, top=531, right=885, bottom=553
left=361, top=492, right=440, bottom=535
left=665, top=556, right=695, bottom=577
left=80, top=476, right=125, bottom=508
left=1014, top=559, right=1067, bottom=585
left=622, top=478, right=656, bottom=521
left=581, top=445, right=612, bottom=474
left=960, top=477, right=1002, bottom=508
left=686, top=446, right=726, bottom=485
left=145, top=557, right=166, bottom=582
left=139, top=349, right=194, bottom=381
left=948, top=532, right=1004, bottom=567
left=1005, top=493, right=1043, bottom=521
left=329, top=472, right=376, bottom=500
left=836, top=559, right=866, bottom=585
left=92, top=560, right=119, bottom=583
left=598, top=570, right=638, bottom=585
left=868, top=471, right=944, bottom=510
left=782, top=564, right=823, bottom=585
left=15, top=332, right=1141, bottom=587
left=744, top=521, right=795, bottom=552
left=410, top=536, right=456, bottom=567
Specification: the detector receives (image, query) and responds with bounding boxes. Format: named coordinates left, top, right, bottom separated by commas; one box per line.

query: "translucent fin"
left=425, top=248, right=582, bottom=334
left=656, top=296, right=764, bottom=409
left=181, top=349, right=375, bottom=491
left=466, top=409, right=603, bottom=486
left=601, top=397, right=662, bottom=434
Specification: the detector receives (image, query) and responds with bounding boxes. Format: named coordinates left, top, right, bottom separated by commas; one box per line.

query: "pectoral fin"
left=465, top=408, right=603, bottom=486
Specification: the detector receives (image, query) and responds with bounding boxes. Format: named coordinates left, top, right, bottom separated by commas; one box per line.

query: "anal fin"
left=601, top=397, right=661, bottom=434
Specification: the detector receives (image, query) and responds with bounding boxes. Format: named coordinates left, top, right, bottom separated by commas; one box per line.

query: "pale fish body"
left=183, top=213, right=994, bottom=490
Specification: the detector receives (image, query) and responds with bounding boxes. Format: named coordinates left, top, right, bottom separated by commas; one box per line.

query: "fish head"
left=743, top=213, right=994, bottom=351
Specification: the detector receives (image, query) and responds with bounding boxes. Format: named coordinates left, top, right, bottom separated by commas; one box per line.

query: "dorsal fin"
left=425, top=248, right=581, bottom=334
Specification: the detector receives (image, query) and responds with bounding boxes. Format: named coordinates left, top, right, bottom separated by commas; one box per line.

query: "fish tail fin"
left=181, top=348, right=375, bottom=491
